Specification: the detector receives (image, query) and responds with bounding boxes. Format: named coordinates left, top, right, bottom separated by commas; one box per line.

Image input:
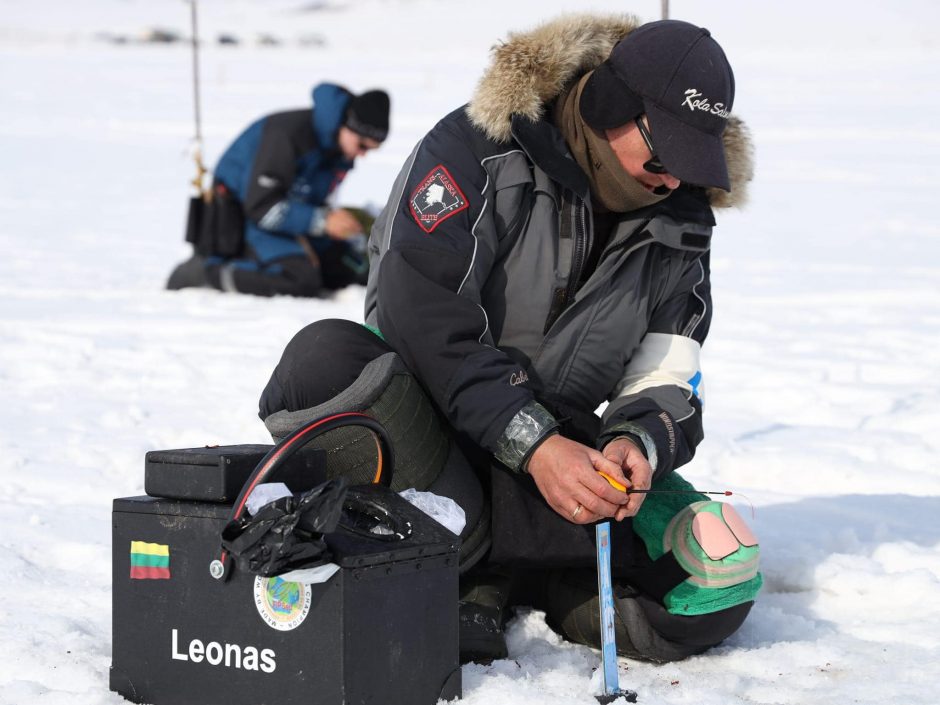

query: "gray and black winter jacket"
left=364, top=13, right=753, bottom=479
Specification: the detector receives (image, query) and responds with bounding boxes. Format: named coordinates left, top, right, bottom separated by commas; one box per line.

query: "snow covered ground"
left=2, top=0, right=939, bottom=703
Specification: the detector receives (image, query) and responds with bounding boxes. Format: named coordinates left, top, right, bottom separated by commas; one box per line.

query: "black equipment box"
left=144, top=445, right=327, bottom=502
left=112, top=446, right=462, bottom=705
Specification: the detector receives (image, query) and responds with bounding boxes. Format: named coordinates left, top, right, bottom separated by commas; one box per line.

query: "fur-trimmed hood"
left=467, top=13, right=753, bottom=209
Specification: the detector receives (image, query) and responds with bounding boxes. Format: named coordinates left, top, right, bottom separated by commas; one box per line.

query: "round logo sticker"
left=253, top=576, right=312, bottom=631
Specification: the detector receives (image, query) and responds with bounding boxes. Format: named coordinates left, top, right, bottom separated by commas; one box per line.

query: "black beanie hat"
left=345, top=90, right=390, bottom=143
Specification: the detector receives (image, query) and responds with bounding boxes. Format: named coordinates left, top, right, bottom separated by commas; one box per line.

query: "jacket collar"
left=510, top=114, right=589, bottom=200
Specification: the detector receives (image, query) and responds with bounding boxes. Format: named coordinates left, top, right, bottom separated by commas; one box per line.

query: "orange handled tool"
left=597, top=471, right=627, bottom=493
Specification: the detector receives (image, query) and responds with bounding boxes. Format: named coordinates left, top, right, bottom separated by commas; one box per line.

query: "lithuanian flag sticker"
left=130, top=541, right=171, bottom=579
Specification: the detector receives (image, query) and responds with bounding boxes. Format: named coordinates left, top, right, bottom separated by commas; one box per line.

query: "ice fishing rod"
left=188, top=0, right=208, bottom=197
left=628, top=489, right=733, bottom=495
left=597, top=471, right=731, bottom=495
left=597, top=471, right=754, bottom=518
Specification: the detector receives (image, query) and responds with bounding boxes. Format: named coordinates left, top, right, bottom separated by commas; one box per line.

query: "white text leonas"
left=171, top=628, right=276, bottom=673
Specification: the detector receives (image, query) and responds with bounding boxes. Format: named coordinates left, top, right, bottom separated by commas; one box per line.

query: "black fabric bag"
left=220, top=478, right=349, bottom=577
left=213, top=411, right=396, bottom=580
left=184, top=195, right=204, bottom=249
left=185, top=183, right=246, bottom=258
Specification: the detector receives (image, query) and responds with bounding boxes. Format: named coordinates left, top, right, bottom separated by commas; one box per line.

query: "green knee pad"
left=633, top=472, right=762, bottom=616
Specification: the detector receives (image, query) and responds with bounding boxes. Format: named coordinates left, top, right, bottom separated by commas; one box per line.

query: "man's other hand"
left=324, top=208, right=364, bottom=239
left=602, top=437, right=652, bottom=520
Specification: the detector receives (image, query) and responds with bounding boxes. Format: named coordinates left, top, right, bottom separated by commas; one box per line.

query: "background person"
left=167, top=83, right=389, bottom=297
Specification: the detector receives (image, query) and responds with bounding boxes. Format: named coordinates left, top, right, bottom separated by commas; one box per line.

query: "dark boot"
left=539, top=569, right=654, bottom=659
left=539, top=569, right=749, bottom=663
left=166, top=254, right=208, bottom=290
left=458, top=571, right=513, bottom=664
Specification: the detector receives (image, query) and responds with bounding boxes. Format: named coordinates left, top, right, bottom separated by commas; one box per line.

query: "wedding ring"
left=571, top=504, right=583, bottom=520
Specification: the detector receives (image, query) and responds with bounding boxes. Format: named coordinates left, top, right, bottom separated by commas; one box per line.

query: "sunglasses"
left=634, top=117, right=668, bottom=175
left=358, top=137, right=382, bottom=154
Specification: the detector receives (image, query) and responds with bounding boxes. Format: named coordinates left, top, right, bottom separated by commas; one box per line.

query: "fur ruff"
left=466, top=13, right=753, bottom=208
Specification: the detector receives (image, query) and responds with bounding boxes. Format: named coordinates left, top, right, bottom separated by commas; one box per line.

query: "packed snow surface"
left=2, top=1, right=939, bottom=703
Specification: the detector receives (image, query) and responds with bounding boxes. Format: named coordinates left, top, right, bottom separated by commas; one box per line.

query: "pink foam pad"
left=722, top=503, right=758, bottom=547
left=691, top=511, right=740, bottom=560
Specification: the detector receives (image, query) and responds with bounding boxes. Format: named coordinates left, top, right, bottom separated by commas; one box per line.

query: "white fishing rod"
left=188, top=0, right=208, bottom=197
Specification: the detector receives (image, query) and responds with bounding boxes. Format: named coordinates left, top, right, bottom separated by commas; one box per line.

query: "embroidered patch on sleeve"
left=409, top=165, right=469, bottom=233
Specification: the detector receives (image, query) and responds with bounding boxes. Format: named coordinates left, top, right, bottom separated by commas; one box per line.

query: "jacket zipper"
left=566, top=193, right=588, bottom=302
left=542, top=190, right=588, bottom=334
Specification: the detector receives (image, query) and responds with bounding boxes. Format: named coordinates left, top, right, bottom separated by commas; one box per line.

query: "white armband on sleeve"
left=613, top=332, right=704, bottom=407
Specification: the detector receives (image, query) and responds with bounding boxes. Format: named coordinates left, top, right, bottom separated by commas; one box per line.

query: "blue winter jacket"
left=213, top=83, right=355, bottom=263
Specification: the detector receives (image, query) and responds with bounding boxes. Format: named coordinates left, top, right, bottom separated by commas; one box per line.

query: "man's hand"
left=526, top=435, right=631, bottom=524
left=324, top=208, right=364, bottom=239
left=602, top=437, right=652, bottom=521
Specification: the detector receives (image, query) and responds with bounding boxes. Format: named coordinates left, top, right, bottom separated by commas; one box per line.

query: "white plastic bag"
left=278, top=563, right=341, bottom=585
left=399, top=488, right=466, bottom=536
left=245, top=482, right=292, bottom=515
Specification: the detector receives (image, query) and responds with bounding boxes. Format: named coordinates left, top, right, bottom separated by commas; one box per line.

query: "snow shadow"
left=753, top=492, right=940, bottom=598
left=756, top=493, right=940, bottom=553
left=727, top=494, right=940, bottom=649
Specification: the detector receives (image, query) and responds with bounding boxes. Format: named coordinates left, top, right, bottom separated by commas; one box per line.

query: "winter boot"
left=458, top=571, right=513, bottom=664
left=166, top=254, right=209, bottom=290
left=539, top=568, right=752, bottom=663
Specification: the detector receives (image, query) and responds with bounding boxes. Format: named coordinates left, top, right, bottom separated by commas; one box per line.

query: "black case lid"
left=144, top=444, right=326, bottom=502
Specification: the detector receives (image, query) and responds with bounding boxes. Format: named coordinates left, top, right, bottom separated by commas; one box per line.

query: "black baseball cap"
left=580, top=20, right=735, bottom=191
